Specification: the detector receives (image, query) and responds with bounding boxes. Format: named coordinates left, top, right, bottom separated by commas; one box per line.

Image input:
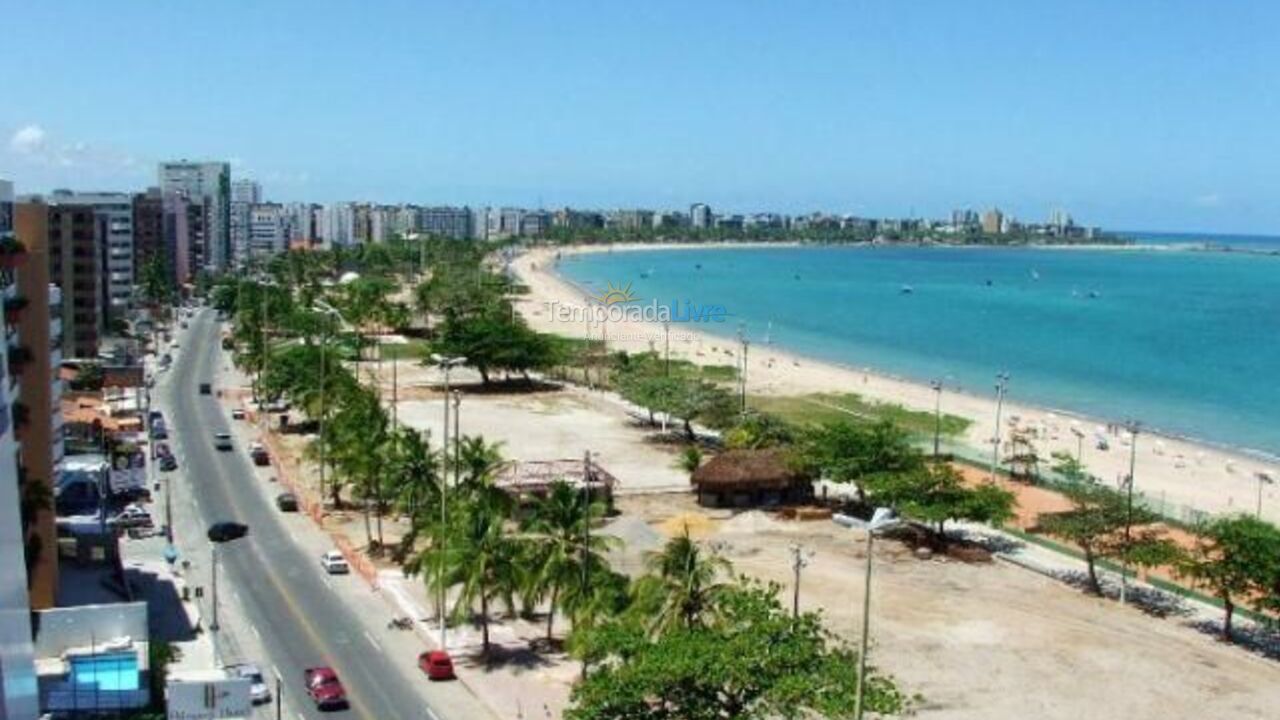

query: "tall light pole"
left=929, top=380, right=943, bottom=459
left=989, top=373, right=1010, bottom=482
left=663, top=320, right=671, bottom=377
left=1120, top=419, right=1140, bottom=605
left=451, top=390, right=461, bottom=486
left=313, top=302, right=344, bottom=507
left=431, top=353, right=466, bottom=651
left=854, top=514, right=900, bottom=720
left=737, top=323, right=749, bottom=413
left=1257, top=472, right=1275, bottom=519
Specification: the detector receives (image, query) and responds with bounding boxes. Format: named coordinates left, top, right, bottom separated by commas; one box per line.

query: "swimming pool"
left=70, top=652, right=140, bottom=692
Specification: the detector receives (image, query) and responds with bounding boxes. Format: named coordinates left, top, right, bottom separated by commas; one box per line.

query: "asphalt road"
left=164, top=308, right=447, bottom=720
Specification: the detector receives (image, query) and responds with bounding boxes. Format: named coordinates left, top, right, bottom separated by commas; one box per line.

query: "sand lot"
left=618, top=494, right=1280, bottom=720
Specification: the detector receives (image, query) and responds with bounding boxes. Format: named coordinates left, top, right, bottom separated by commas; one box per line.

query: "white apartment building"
left=158, top=161, right=231, bottom=270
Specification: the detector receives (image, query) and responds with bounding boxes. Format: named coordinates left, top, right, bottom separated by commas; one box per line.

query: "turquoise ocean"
left=556, top=238, right=1280, bottom=458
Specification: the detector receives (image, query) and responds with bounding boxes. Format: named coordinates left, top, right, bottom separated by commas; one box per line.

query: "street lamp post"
left=989, top=373, right=1010, bottom=482
left=929, top=380, right=943, bottom=459
left=1120, top=420, right=1140, bottom=605
left=853, top=514, right=900, bottom=720
left=1256, top=472, right=1275, bottom=519
left=431, top=354, right=466, bottom=651
left=210, top=544, right=220, bottom=631
left=273, top=666, right=283, bottom=720
left=312, top=302, right=344, bottom=507
left=452, top=391, right=461, bottom=486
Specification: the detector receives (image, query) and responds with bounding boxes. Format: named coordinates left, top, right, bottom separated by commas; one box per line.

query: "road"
left=161, top=307, right=477, bottom=720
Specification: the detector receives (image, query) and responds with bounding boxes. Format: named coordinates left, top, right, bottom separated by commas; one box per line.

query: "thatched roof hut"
left=690, top=448, right=811, bottom=508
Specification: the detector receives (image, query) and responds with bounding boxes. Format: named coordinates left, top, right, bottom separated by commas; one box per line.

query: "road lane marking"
left=363, top=630, right=382, bottom=653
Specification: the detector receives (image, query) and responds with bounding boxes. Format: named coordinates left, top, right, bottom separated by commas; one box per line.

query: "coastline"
left=513, top=243, right=1280, bottom=524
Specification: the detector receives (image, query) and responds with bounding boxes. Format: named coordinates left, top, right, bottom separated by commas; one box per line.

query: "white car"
left=226, top=663, right=271, bottom=705
left=320, top=551, right=350, bottom=575
left=108, top=504, right=154, bottom=529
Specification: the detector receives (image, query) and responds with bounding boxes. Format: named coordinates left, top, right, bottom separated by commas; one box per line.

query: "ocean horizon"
left=557, top=241, right=1280, bottom=459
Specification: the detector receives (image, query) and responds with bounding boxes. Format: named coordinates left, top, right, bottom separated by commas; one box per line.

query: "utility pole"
left=210, top=544, right=219, bottom=632
left=737, top=323, right=749, bottom=413
left=930, top=380, right=943, bottom=459
left=452, top=391, right=461, bottom=486
left=989, top=373, right=1010, bottom=481
left=789, top=544, right=812, bottom=618
left=1120, top=420, right=1139, bottom=605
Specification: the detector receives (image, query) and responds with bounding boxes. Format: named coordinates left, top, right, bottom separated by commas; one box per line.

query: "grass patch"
left=379, top=339, right=431, bottom=360
left=750, top=392, right=970, bottom=438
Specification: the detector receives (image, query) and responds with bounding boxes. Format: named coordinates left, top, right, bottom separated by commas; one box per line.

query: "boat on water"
left=900, top=284, right=914, bottom=294
left=1031, top=269, right=1041, bottom=281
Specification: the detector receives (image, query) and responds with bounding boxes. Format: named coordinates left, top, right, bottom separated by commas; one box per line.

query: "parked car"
left=303, top=667, right=347, bottom=710
left=150, top=422, right=169, bottom=440
left=231, top=408, right=246, bottom=420
left=112, top=486, right=153, bottom=505
left=226, top=663, right=271, bottom=705
left=199, top=382, right=212, bottom=395
left=275, top=492, right=298, bottom=512
left=214, top=432, right=233, bottom=451
left=320, top=551, right=350, bottom=575
left=249, top=443, right=270, bottom=466
left=159, top=455, right=178, bottom=472
left=417, top=651, right=455, bottom=681
left=108, top=504, right=154, bottom=529
left=207, top=521, right=249, bottom=543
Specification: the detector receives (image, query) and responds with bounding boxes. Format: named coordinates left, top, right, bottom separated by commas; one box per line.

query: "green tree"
left=635, top=531, right=731, bottom=634
left=1038, top=470, right=1180, bottom=597
left=1179, top=515, right=1280, bottom=641
left=438, top=484, right=521, bottom=655
left=567, top=580, right=908, bottom=720
left=866, top=462, right=1016, bottom=545
left=521, top=480, right=614, bottom=642
left=795, top=420, right=923, bottom=501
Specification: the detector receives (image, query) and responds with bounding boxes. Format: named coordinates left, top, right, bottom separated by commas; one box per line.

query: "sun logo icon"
left=594, top=280, right=638, bottom=306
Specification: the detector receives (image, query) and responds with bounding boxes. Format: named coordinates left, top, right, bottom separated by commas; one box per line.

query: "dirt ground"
left=618, top=493, right=1280, bottom=720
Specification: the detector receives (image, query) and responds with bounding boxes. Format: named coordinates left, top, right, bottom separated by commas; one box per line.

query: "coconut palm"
left=521, top=480, right=616, bottom=641
left=440, top=484, right=520, bottom=655
left=640, top=530, right=731, bottom=633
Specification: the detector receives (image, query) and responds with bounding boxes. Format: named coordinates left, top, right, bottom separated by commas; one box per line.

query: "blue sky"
left=2, top=1, right=1278, bottom=234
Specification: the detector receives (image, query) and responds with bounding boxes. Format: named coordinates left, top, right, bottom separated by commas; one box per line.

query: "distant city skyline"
left=2, top=2, right=1279, bottom=235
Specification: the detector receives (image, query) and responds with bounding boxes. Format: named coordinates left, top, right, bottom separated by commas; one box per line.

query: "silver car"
left=226, top=663, right=271, bottom=705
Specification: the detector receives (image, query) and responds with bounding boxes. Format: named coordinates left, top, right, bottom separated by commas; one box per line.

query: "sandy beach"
left=513, top=243, right=1280, bottom=525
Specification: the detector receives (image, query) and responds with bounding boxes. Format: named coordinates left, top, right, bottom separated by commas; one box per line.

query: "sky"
left=2, top=1, right=1278, bottom=234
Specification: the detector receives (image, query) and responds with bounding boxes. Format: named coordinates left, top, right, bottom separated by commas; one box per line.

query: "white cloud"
left=9, top=124, right=47, bottom=154
left=1193, top=192, right=1222, bottom=208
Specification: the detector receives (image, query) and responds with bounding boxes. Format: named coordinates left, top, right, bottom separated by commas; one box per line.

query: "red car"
left=303, top=666, right=348, bottom=710
left=417, top=651, right=455, bottom=681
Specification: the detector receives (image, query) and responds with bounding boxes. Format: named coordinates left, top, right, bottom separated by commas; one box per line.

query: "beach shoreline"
left=513, top=243, right=1280, bottom=524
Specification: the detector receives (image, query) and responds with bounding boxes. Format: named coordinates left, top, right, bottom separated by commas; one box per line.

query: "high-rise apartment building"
left=282, top=203, right=315, bottom=246
left=320, top=203, right=355, bottom=247
left=421, top=206, right=472, bottom=239
left=248, top=204, right=287, bottom=257
left=162, top=192, right=206, bottom=286
left=132, top=189, right=165, bottom=286
left=13, top=202, right=63, bottom=610
left=158, top=161, right=230, bottom=270
left=0, top=178, right=40, bottom=720
left=690, top=203, right=712, bottom=229
left=47, top=191, right=133, bottom=324
left=28, top=201, right=103, bottom=359
left=981, top=208, right=1004, bottom=235
left=229, top=180, right=262, bottom=265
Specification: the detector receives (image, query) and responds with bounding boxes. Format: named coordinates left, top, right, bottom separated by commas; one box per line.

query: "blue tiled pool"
left=70, top=652, right=140, bottom=692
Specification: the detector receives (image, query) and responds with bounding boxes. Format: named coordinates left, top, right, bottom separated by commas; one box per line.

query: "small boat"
left=984, top=279, right=993, bottom=287
left=694, top=263, right=702, bottom=270
left=639, top=266, right=654, bottom=279
left=1030, top=269, right=1041, bottom=281
left=1088, top=290, right=1100, bottom=299
left=900, top=284, right=914, bottom=295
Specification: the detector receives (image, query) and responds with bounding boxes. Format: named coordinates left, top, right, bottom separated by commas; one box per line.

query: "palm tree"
left=454, top=435, right=506, bottom=491
left=641, top=530, right=731, bottom=633
left=385, top=428, right=442, bottom=560
left=441, top=485, right=520, bottom=656
left=521, top=481, right=615, bottom=642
